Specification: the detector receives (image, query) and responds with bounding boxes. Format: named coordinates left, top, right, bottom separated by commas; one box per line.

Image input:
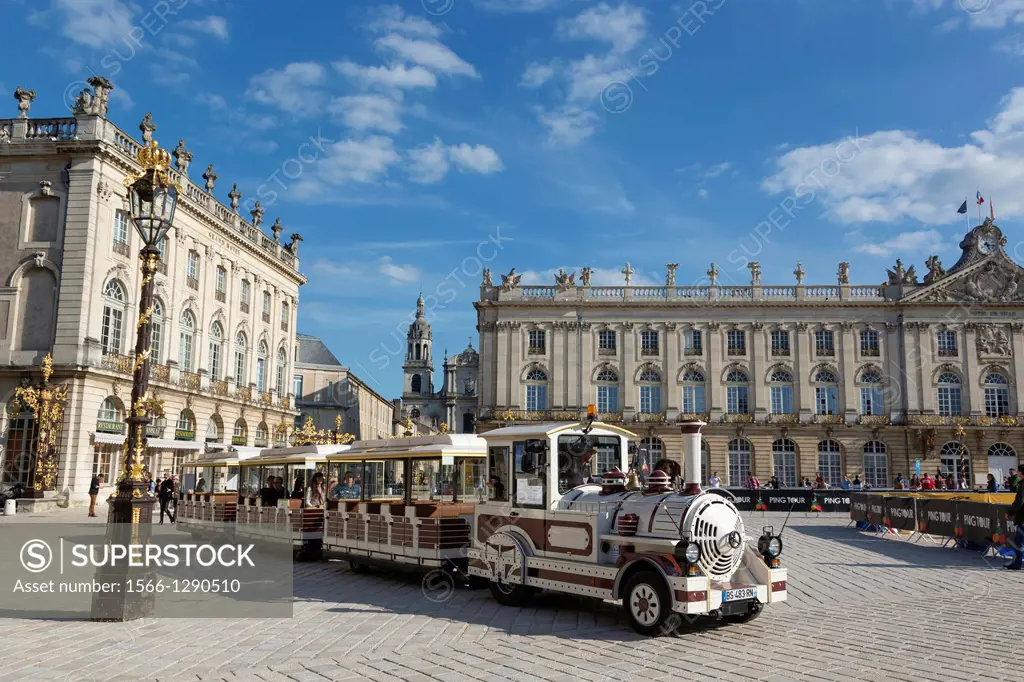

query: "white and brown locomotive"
left=469, top=406, right=787, bottom=635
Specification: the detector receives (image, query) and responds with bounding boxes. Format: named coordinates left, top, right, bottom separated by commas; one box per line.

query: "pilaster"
left=552, top=322, right=565, bottom=409
left=707, top=323, right=722, bottom=420
left=795, top=322, right=812, bottom=421
left=622, top=323, right=636, bottom=419
left=840, top=322, right=857, bottom=421
left=751, top=322, right=765, bottom=418
left=665, top=323, right=680, bottom=419
left=964, top=324, right=982, bottom=416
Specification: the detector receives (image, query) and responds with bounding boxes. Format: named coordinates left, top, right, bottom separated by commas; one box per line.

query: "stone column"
left=665, top=323, right=680, bottom=420
left=795, top=322, right=812, bottom=421
left=494, top=323, right=508, bottom=408
left=751, top=322, right=766, bottom=419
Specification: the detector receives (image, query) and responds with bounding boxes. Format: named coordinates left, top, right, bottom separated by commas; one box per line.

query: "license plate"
left=723, top=587, right=756, bottom=602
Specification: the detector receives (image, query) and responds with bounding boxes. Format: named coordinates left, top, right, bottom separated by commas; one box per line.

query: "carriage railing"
left=553, top=499, right=629, bottom=514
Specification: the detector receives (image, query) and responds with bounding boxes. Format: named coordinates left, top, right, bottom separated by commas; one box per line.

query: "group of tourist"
left=257, top=472, right=329, bottom=508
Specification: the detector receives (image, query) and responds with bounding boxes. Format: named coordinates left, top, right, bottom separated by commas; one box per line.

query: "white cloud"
left=378, top=256, right=420, bottom=283
left=448, top=143, right=503, bottom=174
left=329, top=94, right=404, bottom=134
left=522, top=3, right=648, bottom=145
left=697, top=188, right=709, bottom=199
left=761, top=86, right=1024, bottom=224
left=558, top=2, right=646, bottom=54
left=996, top=33, right=1024, bottom=56
left=154, top=47, right=199, bottom=69
left=965, top=0, right=1024, bottom=28
left=376, top=34, right=479, bottom=78
left=246, top=62, right=326, bottom=113
left=317, top=135, right=402, bottom=184
left=196, top=92, right=227, bottom=110
left=520, top=61, right=557, bottom=88
left=42, top=0, right=136, bottom=49
left=701, top=162, right=732, bottom=178
left=852, top=229, right=945, bottom=257
left=368, top=5, right=442, bottom=39
left=180, top=16, right=229, bottom=40
left=334, top=61, right=437, bottom=90
left=407, top=138, right=450, bottom=183
left=474, top=0, right=561, bottom=11
left=110, top=87, right=133, bottom=111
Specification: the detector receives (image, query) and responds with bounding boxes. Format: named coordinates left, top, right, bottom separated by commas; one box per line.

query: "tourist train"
left=177, top=407, right=786, bottom=635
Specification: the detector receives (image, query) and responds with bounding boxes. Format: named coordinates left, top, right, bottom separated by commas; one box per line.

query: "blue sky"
left=6, top=0, right=1024, bottom=399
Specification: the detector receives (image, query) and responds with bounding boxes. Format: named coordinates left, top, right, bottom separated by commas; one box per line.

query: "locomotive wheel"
left=623, top=570, right=673, bottom=636
left=488, top=580, right=536, bottom=607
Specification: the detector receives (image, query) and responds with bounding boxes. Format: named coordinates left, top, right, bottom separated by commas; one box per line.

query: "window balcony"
left=112, top=240, right=130, bottom=257
left=156, top=261, right=167, bottom=276
left=186, top=276, right=199, bottom=290
left=767, top=413, right=798, bottom=424
left=683, top=347, right=703, bottom=356
left=236, top=386, right=252, bottom=402
left=101, top=353, right=134, bottom=375
left=232, top=435, right=247, bottom=446
left=640, top=347, right=660, bottom=356
left=281, top=321, right=288, bottom=332
left=723, top=413, right=754, bottom=423
left=938, top=349, right=958, bottom=357
left=279, top=394, right=291, bottom=409
left=151, top=363, right=170, bottom=383
left=253, top=438, right=268, bottom=447
left=215, top=290, right=226, bottom=303
left=240, top=302, right=250, bottom=314
left=771, top=347, right=790, bottom=357
left=598, top=347, right=617, bottom=355
left=212, top=380, right=228, bottom=396
left=861, top=347, right=880, bottom=356
left=816, top=348, right=835, bottom=357
left=813, top=413, right=845, bottom=424
left=180, top=371, right=200, bottom=391
left=678, top=412, right=710, bottom=422
left=259, top=392, right=273, bottom=406
left=597, top=411, right=622, bottom=422
left=262, top=312, right=271, bottom=323
left=727, top=346, right=746, bottom=356
left=858, top=415, right=890, bottom=425
left=527, top=345, right=546, bottom=355
left=634, top=412, right=666, bottom=423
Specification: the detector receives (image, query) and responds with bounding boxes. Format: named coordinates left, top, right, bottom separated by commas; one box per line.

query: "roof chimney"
left=680, top=420, right=706, bottom=495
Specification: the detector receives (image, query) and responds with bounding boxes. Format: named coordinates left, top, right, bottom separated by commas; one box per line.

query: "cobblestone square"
left=0, top=513, right=1018, bottom=682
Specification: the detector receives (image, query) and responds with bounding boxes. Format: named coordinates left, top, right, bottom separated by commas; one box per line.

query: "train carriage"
left=468, top=406, right=788, bottom=636
left=176, top=448, right=262, bottom=538
left=322, top=433, right=487, bottom=574
left=235, top=445, right=351, bottom=558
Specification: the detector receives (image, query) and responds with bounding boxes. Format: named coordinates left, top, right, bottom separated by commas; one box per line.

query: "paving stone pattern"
left=0, top=513, right=1019, bottom=682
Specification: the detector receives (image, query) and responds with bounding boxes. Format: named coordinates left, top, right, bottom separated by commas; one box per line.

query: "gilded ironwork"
left=292, top=415, right=355, bottom=445
left=439, top=422, right=448, bottom=434
left=13, top=353, right=69, bottom=491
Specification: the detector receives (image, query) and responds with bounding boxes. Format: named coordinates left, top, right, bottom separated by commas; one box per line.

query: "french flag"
left=977, top=190, right=985, bottom=205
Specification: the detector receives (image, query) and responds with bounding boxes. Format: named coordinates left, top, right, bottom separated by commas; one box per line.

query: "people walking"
left=158, top=474, right=175, bottom=524
left=1004, top=474, right=1024, bottom=570
left=88, top=473, right=103, bottom=517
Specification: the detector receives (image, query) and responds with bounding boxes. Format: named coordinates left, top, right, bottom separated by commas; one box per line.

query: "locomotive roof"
left=481, top=422, right=637, bottom=439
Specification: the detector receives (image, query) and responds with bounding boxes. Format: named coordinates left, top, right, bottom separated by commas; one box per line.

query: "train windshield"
left=556, top=435, right=622, bottom=493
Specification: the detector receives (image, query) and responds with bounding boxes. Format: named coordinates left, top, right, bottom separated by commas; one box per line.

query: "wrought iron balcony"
left=236, top=386, right=252, bottom=402
left=813, top=413, right=844, bottom=424
left=727, top=346, right=746, bottom=356
left=858, top=415, right=890, bottom=425
left=527, top=346, right=546, bottom=355
left=683, top=347, right=703, bottom=356
left=180, top=371, right=200, bottom=391
left=861, top=347, right=880, bottom=356
left=723, top=413, right=754, bottom=423
left=767, top=413, right=799, bottom=424
left=112, top=240, right=130, bottom=257
left=771, top=347, right=790, bottom=356
left=678, top=412, right=710, bottom=422
left=240, top=302, right=250, bottom=314
left=212, top=380, right=228, bottom=396
left=186, top=276, right=199, bottom=290
left=100, top=352, right=133, bottom=375
left=263, top=312, right=271, bottom=323
left=151, top=363, right=170, bottom=383
left=215, top=290, right=226, bottom=303
left=634, top=412, right=666, bottom=423
left=640, top=347, right=660, bottom=356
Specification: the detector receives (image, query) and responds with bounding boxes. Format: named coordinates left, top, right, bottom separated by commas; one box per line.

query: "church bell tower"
left=403, top=294, right=433, bottom=398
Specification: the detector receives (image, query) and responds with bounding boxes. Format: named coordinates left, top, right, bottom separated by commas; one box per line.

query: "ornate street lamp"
left=12, top=354, right=68, bottom=497
left=92, top=140, right=179, bottom=622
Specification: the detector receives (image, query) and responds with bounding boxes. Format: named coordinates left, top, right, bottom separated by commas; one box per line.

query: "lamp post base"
left=90, top=492, right=158, bottom=622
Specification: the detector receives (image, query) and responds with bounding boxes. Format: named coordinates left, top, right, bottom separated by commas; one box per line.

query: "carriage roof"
left=182, top=445, right=265, bottom=468
left=326, top=433, right=486, bottom=461
left=238, top=443, right=350, bottom=466
left=480, top=421, right=637, bottom=440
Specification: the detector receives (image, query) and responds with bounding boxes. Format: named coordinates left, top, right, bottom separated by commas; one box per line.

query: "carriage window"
left=362, top=460, right=404, bottom=500
left=412, top=459, right=444, bottom=501
left=513, top=440, right=546, bottom=508
left=331, top=464, right=363, bottom=500
left=488, top=446, right=509, bottom=501
left=241, top=466, right=261, bottom=495
left=460, top=457, right=488, bottom=502
left=557, top=434, right=621, bottom=493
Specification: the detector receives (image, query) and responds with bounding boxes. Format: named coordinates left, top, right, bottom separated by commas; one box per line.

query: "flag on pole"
left=977, top=190, right=985, bottom=205
left=957, top=200, right=968, bottom=214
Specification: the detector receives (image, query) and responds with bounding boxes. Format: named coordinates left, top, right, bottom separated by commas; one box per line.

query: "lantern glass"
left=129, top=168, right=177, bottom=249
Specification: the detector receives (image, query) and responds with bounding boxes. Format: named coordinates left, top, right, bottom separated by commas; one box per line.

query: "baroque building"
left=293, top=334, right=393, bottom=441
left=0, top=80, right=304, bottom=505
left=401, top=294, right=479, bottom=433
left=474, top=222, right=1024, bottom=488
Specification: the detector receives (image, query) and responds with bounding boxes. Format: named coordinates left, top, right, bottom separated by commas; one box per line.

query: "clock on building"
left=978, top=235, right=998, bottom=255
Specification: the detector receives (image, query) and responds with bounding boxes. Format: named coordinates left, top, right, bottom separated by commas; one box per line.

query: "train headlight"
left=757, top=527, right=782, bottom=565
left=684, top=542, right=701, bottom=564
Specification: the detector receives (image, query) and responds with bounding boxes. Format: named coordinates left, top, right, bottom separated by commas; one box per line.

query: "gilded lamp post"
left=12, top=353, right=68, bottom=497
left=92, top=139, right=179, bottom=621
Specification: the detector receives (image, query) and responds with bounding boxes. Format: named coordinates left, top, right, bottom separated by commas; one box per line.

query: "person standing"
left=1004, top=476, right=1024, bottom=570
left=709, top=472, right=721, bottom=488
left=158, top=474, right=175, bottom=524
left=88, top=473, right=103, bottom=517
left=1008, top=469, right=1020, bottom=493
left=987, top=473, right=998, bottom=493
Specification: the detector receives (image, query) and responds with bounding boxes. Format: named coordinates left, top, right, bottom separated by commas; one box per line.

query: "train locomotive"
left=468, top=406, right=787, bottom=635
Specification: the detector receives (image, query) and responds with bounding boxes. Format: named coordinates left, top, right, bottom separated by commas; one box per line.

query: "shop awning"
left=93, top=432, right=125, bottom=445
left=146, top=438, right=203, bottom=451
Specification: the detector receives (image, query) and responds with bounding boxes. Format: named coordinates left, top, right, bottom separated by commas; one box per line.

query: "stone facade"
left=0, top=84, right=305, bottom=503
left=400, top=295, right=480, bottom=433
left=293, top=334, right=393, bottom=441
left=474, top=221, right=1024, bottom=487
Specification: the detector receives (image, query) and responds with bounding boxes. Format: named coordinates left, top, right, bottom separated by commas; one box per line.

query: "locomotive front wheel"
left=622, top=570, right=673, bottom=637
left=487, top=580, right=536, bottom=607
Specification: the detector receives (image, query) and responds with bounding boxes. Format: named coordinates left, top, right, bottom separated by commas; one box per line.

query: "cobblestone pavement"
left=0, top=513, right=1020, bottom=682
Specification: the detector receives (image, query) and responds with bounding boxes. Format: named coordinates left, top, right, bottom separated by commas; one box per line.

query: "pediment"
left=902, top=255, right=1024, bottom=304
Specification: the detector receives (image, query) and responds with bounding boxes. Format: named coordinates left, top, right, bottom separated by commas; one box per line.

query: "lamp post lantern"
left=92, top=140, right=179, bottom=621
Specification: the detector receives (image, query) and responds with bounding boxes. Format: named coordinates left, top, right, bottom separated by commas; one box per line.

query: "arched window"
left=681, top=368, right=705, bottom=414
left=859, top=369, right=884, bottom=416
left=276, top=347, right=287, bottom=395
left=233, top=418, right=248, bottom=444
left=206, top=415, right=221, bottom=443
left=415, top=344, right=421, bottom=360
left=937, top=372, right=962, bottom=416
left=772, top=438, right=798, bottom=487
left=235, top=331, right=248, bottom=384
left=638, top=367, right=661, bottom=414
left=151, top=299, right=165, bottom=365
left=97, top=398, right=122, bottom=431
left=179, top=310, right=197, bottom=372
left=209, top=322, right=224, bottom=380
left=984, top=372, right=1010, bottom=417
left=814, top=369, right=839, bottom=415
left=256, top=340, right=269, bottom=392
left=727, top=438, right=752, bottom=485
left=817, top=440, right=842, bottom=487
left=989, top=443, right=1016, bottom=478
left=256, top=422, right=269, bottom=446
left=101, top=279, right=128, bottom=355
left=525, top=368, right=548, bottom=412
left=726, top=369, right=749, bottom=414
left=596, top=367, right=618, bottom=413
left=939, top=441, right=970, bottom=480
left=768, top=369, right=794, bottom=414
left=175, top=410, right=195, bottom=440
left=411, top=374, right=422, bottom=393
left=410, top=408, right=421, bottom=419
left=640, top=437, right=664, bottom=462
left=989, top=442, right=1016, bottom=460
left=862, top=441, right=888, bottom=488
